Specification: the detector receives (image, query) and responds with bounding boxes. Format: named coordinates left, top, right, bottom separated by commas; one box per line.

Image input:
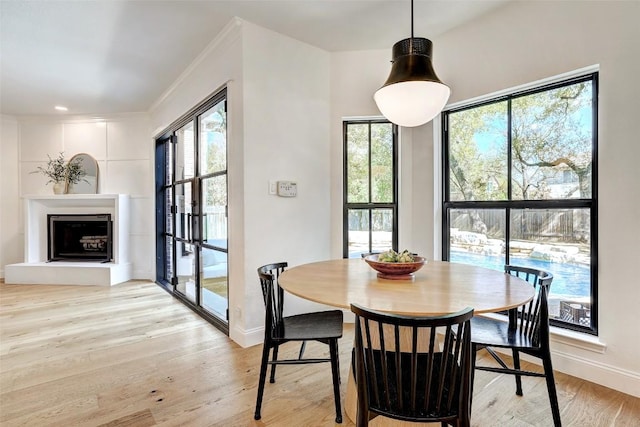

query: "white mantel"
left=5, top=194, right=132, bottom=286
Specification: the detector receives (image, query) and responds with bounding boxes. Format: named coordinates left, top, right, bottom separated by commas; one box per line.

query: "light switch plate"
left=277, top=181, right=297, bottom=197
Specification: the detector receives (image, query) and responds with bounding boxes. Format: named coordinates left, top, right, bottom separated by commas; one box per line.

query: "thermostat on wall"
left=277, top=181, right=297, bottom=197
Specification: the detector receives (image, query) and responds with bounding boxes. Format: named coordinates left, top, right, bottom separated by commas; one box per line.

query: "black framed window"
left=343, top=119, right=398, bottom=258
left=442, top=73, right=598, bottom=334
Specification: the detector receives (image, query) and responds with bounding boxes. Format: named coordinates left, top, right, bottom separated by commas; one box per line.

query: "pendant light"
left=374, top=0, right=450, bottom=127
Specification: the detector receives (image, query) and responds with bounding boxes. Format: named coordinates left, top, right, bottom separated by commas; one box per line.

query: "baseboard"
left=132, top=268, right=154, bottom=281
left=493, top=346, right=640, bottom=398
left=230, top=324, right=264, bottom=348
left=551, top=349, right=640, bottom=398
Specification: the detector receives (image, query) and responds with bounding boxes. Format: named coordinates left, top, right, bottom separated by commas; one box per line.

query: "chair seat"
left=281, top=310, right=343, bottom=341
left=470, top=315, right=535, bottom=350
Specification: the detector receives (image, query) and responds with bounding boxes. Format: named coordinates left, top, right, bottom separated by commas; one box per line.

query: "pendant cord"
left=410, top=0, right=414, bottom=53
left=411, top=0, right=414, bottom=39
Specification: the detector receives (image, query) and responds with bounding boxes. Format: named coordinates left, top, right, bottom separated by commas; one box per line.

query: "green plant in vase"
left=32, top=152, right=87, bottom=194
left=65, top=155, right=88, bottom=187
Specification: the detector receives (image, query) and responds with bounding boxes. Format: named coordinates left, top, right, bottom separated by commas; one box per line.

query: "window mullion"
left=368, top=123, right=372, bottom=204
left=507, top=99, right=513, bottom=201
left=505, top=207, right=511, bottom=265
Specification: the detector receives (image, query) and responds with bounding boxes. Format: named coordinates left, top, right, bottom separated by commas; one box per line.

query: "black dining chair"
left=255, top=262, right=344, bottom=423
left=351, top=303, right=474, bottom=427
left=470, top=265, right=561, bottom=426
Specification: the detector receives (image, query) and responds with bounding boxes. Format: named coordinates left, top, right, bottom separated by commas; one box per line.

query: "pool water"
left=450, top=250, right=591, bottom=299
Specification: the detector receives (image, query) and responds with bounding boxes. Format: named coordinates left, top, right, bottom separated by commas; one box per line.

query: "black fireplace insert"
left=47, top=214, right=113, bottom=262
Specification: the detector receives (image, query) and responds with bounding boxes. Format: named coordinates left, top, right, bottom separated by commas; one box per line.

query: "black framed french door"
left=155, top=89, right=228, bottom=333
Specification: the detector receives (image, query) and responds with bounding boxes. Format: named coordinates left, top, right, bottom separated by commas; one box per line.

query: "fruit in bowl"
left=377, top=249, right=416, bottom=263
left=364, top=250, right=426, bottom=280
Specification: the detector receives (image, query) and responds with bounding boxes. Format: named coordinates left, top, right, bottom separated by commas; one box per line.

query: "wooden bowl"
left=364, top=254, right=427, bottom=280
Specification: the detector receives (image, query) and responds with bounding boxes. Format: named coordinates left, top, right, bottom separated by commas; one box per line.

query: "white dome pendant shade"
left=374, top=0, right=450, bottom=127
left=374, top=37, right=450, bottom=127
left=374, top=80, right=450, bottom=127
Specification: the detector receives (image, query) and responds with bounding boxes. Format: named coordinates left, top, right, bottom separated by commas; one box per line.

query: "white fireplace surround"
left=5, top=194, right=132, bottom=286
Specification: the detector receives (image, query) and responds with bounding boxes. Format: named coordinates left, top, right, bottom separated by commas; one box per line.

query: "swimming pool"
left=450, top=250, right=591, bottom=299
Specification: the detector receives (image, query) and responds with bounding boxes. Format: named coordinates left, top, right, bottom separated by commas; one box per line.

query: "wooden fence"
left=451, top=209, right=590, bottom=244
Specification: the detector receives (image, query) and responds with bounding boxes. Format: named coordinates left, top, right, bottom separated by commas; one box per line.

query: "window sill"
left=549, top=326, right=606, bottom=353
left=477, top=313, right=607, bottom=354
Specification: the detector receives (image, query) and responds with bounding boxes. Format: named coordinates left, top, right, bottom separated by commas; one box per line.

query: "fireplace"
left=48, top=214, right=113, bottom=262
left=5, top=194, right=131, bottom=286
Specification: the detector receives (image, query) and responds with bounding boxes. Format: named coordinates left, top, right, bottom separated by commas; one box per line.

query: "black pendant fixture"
left=374, top=0, right=450, bottom=127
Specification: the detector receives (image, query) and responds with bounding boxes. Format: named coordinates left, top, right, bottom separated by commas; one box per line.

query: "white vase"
left=53, top=182, right=66, bottom=195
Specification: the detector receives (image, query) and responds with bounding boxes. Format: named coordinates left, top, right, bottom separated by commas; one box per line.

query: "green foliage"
left=449, top=102, right=507, bottom=201
left=346, top=123, right=394, bottom=204
left=378, top=249, right=415, bottom=263
left=31, top=152, right=87, bottom=186
left=449, top=81, right=593, bottom=202
left=202, top=103, right=227, bottom=210
left=510, top=83, right=592, bottom=199
left=203, top=105, right=227, bottom=175
left=66, top=156, right=87, bottom=185
left=371, top=124, right=393, bottom=203
left=346, top=124, right=370, bottom=203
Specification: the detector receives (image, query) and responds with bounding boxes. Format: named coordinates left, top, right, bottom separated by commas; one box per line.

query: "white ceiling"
left=0, top=0, right=508, bottom=116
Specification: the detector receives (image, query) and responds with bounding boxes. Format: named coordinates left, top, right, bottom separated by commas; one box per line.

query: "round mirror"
left=67, top=153, right=98, bottom=194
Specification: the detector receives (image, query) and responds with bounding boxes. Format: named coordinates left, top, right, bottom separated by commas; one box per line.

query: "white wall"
left=149, top=19, right=332, bottom=346
left=0, top=116, right=20, bottom=277
left=330, top=1, right=640, bottom=397
left=329, top=50, right=383, bottom=258
left=1, top=114, right=154, bottom=280
left=241, top=22, right=332, bottom=328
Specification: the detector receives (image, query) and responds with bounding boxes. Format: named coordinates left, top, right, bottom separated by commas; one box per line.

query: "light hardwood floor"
left=1, top=281, right=638, bottom=426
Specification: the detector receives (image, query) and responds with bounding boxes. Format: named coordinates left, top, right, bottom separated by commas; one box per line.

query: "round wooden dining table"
left=278, top=258, right=534, bottom=316
left=278, top=258, right=535, bottom=426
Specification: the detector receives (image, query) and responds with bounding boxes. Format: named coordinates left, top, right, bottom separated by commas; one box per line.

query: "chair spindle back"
left=505, top=265, right=554, bottom=347
left=257, top=262, right=288, bottom=338
left=351, top=304, right=474, bottom=424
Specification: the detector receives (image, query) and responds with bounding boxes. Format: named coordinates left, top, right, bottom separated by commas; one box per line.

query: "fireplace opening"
left=47, top=214, right=113, bottom=262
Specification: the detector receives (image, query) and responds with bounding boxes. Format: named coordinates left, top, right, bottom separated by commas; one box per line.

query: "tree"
left=346, top=123, right=370, bottom=204
left=449, top=103, right=507, bottom=202
left=449, top=82, right=592, bottom=201
left=201, top=103, right=227, bottom=241
left=511, top=82, right=592, bottom=199
left=370, top=123, right=393, bottom=203
left=346, top=122, right=394, bottom=233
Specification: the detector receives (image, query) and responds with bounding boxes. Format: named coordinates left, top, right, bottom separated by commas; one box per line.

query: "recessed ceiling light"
left=54, top=105, right=68, bottom=111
